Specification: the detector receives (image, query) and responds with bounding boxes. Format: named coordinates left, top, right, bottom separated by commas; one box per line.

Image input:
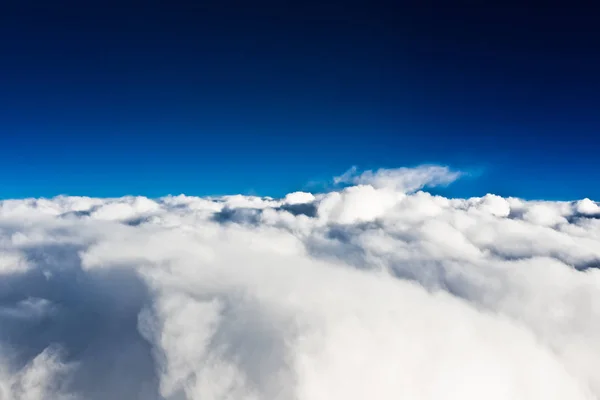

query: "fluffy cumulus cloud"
left=0, top=165, right=599, bottom=400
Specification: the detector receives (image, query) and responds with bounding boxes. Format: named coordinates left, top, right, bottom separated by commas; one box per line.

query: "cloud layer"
left=0, top=165, right=599, bottom=399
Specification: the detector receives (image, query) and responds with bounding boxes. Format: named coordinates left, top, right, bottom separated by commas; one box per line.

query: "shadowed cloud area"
left=1, top=165, right=600, bottom=399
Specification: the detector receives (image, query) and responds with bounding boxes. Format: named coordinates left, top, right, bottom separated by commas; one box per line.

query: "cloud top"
left=0, top=165, right=599, bottom=399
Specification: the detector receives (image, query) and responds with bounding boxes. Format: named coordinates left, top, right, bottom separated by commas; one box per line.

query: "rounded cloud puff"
left=576, top=198, right=600, bottom=216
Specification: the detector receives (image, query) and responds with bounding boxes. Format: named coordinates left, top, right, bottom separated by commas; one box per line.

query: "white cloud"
left=334, top=164, right=461, bottom=192
left=0, top=165, right=599, bottom=399
left=283, top=191, right=315, bottom=205
left=576, top=198, right=600, bottom=216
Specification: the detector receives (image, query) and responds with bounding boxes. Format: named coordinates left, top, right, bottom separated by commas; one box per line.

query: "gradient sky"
left=1, top=1, right=598, bottom=200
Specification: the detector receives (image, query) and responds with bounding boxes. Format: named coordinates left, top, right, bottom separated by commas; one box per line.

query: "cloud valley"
left=0, top=165, right=599, bottom=400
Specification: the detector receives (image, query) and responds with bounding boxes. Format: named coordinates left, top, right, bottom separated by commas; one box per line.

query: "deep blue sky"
left=1, top=1, right=598, bottom=200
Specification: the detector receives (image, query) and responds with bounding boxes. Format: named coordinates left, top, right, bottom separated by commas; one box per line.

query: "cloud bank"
left=0, top=165, right=599, bottom=400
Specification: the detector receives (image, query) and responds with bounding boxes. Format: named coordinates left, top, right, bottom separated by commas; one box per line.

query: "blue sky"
left=0, top=2, right=598, bottom=200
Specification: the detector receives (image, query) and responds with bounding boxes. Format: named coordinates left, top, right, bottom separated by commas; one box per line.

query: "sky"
left=2, top=4, right=600, bottom=397
left=0, top=1, right=598, bottom=200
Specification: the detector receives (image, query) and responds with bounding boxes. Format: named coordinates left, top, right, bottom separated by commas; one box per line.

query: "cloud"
left=334, top=164, right=461, bottom=191
left=0, top=165, right=599, bottom=399
left=576, top=198, right=600, bottom=217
